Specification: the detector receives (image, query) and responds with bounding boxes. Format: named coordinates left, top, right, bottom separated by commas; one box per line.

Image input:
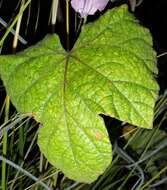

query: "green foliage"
left=0, top=5, right=159, bottom=182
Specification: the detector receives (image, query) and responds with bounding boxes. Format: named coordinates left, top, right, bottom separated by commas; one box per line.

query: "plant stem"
left=157, top=51, right=167, bottom=58
left=0, top=156, right=51, bottom=190
left=51, top=0, right=59, bottom=26
left=140, top=165, right=167, bottom=190
left=0, top=0, right=32, bottom=46
left=1, top=96, right=10, bottom=190
left=66, top=0, right=69, bottom=50
left=13, top=0, right=25, bottom=50
left=0, top=17, right=27, bottom=45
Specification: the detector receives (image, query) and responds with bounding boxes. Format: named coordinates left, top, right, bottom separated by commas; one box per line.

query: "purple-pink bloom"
left=71, top=0, right=109, bottom=18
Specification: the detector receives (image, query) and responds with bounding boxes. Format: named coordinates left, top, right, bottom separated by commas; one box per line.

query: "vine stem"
left=1, top=95, right=10, bottom=190
left=66, top=0, right=69, bottom=50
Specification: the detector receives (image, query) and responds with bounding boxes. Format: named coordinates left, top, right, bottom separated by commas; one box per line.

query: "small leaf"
left=0, top=5, right=159, bottom=182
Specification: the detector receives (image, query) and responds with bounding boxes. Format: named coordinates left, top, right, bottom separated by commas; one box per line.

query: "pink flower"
left=71, top=0, right=109, bottom=18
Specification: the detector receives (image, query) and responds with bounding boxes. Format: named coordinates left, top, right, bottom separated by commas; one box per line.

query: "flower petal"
left=71, top=0, right=109, bottom=17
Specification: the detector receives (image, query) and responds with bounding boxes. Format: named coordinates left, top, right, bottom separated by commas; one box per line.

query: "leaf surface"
left=0, top=5, right=159, bottom=182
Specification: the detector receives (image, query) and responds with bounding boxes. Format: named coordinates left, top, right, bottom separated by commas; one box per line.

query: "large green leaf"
left=0, top=5, right=159, bottom=182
